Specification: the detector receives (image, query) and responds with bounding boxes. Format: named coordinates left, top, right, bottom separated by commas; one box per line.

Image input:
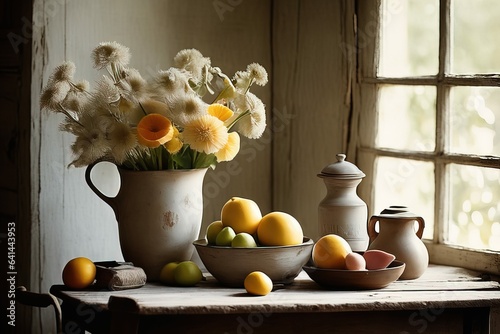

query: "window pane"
left=452, top=0, right=500, bottom=74
left=378, top=0, right=439, bottom=77
left=373, top=157, right=435, bottom=240
left=377, top=85, right=436, bottom=151
left=450, top=87, right=500, bottom=156
left=448, top=164, right=500, bottom=251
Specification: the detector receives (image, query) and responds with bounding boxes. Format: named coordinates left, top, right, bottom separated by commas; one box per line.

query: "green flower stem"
left=243, top=78, right=255, bottom=95
left=226, top=109, right=250, bottom=130
left=192, top=150, right=198, bottom=168
left=138, top=102, right=148, bottom=115
left=157, top=146, right=162, bottom=170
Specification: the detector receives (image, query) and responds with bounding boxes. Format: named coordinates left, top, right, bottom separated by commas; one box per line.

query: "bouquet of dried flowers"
left=40, top=42, right=268, bottom=170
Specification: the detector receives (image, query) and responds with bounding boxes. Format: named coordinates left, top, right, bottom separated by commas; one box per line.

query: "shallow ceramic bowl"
left=303, top=260, right=405, bottom=290
left=194, top=237, right=314, bottom=287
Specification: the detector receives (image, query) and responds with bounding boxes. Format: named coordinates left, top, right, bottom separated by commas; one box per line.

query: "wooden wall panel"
left=272, top=0, right=353, bottom=240
left=31, top=1, right=272, bottom=331
left=29, top=0, right=355, bottom=331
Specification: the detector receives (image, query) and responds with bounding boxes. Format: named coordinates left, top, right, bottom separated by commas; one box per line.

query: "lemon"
left=257, top=211, right=303, bottom=246
left=215, top=226, right=236, bottom=246
left=159, top=262, right=179, bottom=285
left=206, top=220, right=224, bottom=245
left=174, top=261, right=203, bottom=286
left=221, top=197, right=262, bottom=234
left=62, top=257, right=96, bottom=289
left=244, top=271, right=273, bottom=296
left=231, top=233, right=257, bottom=248
left=312, top=234, right=352, bottom=269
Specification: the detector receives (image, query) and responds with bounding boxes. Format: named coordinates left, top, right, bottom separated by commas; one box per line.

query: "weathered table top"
left=51, top=264, right=500, bottom=315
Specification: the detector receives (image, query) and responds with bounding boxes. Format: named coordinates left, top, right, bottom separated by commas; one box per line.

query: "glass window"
left=362, top=0, right=500, bottom=254
left=450, top=87, right=500, bottom=156
left=452, top=0, right=500, bottom=74
left=448, top=164, right=500, bottom=251
left=377, top=85, right=436, bottom=151
left=373, top=157, right=435, bottom=240
left=379, top=0, right=439, bottom=77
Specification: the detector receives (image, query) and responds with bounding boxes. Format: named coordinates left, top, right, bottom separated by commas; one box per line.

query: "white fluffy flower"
left=39, top=81, right=70, bottom=111
left=92, top=41, right=131, bottom=69
left=174, top=48, right=211, bottom=82
left=48, top=61, right=76, bottom=84
left=246, top=63, right=268, bottom=86
left=233, top=92, right=266, bottom=139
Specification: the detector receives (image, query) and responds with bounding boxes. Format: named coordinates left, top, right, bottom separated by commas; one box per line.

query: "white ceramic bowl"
left=193, top=237, right=314, bottom=287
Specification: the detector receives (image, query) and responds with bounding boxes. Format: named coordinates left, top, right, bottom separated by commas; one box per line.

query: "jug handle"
left=367, top=216, right=380, bottom=244
left=85, top=161, right=118, bottom=215
left=415, top=217, right=425, bottom=239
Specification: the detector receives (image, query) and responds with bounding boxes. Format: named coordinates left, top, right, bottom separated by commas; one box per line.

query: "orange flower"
left=136, top=113, right=174, bottom=148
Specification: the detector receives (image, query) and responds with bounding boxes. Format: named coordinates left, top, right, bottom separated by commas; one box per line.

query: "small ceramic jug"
left=367, top=206, right=429, bottom=280
left=318, top=153, right=368, bottom=251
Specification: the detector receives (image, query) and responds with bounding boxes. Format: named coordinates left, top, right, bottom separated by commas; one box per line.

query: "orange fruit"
left=312, top=234, right=352, bottom=269
left=244, top=271, right=273, bottom=296
left=221, top=197, right=262, bottom=234
left=257, top=212, right=303, bottom=246
left=62, top=257, right=96, bottom=289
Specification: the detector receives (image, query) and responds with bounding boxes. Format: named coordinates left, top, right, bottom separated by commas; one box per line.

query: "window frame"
left=350, top=0, right=500, bottom=274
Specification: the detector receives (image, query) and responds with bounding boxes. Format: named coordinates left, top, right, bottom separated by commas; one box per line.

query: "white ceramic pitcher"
left=85, top=162, right=207, bottom=281
left=367, top=206, right=429, bottom=280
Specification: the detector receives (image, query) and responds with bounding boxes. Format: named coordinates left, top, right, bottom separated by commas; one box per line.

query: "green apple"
left=206, top=220, right=224, bottom=245
left=159, top=262, right=179, bottom=285
left=174, top=261, right=203, bottom=286
left=231, top=232, right=258, bottom=248
left=215, top=226, right=236, bottom=246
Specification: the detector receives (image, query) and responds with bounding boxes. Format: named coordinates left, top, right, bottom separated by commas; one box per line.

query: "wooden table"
left=50, top=264, right=500, bottom=333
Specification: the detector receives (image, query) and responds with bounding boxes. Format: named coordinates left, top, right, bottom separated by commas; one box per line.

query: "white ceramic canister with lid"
left=317, top=153, right=369, bottom=251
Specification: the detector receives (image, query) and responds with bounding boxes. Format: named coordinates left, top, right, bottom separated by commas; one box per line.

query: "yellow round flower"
left=182, top=115, right=228, bottom=154
left=164, top=127, right=183, bottom=154
left=215, top=132, right=240, bottom=162
left=208, top=103, right=234, bottom=122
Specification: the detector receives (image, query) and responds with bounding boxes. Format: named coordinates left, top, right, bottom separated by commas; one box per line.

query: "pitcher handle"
left=85, top=161, right=118, bottom=215
left=367, top=216, right=379, bottom=244
left=415, top=217, right=425, bottom=239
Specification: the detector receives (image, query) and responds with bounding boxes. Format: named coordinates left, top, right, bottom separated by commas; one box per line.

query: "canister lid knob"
left=318, top=153, right=365, bottom=179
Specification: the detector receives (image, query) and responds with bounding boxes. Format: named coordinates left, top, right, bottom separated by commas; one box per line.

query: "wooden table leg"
left=108, top=295, right=141, bottom=334
left=491, top=307, right=500, bottom=333
left=109, top=311, right=139, bottom=334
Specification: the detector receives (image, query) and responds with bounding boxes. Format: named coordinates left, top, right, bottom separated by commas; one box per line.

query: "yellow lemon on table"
left=257, top=211, right=303, bottom=246
left=159, top=262, right=179, bottom=285
left=244, top=271, right=273, bottom=296
left=312, top=234, right=352, bottom=269
left=62, top=257, right=96, bottom=289
left=174, top=261, right=203, bottom=287
left=221, top=197, right=262, bottom=234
